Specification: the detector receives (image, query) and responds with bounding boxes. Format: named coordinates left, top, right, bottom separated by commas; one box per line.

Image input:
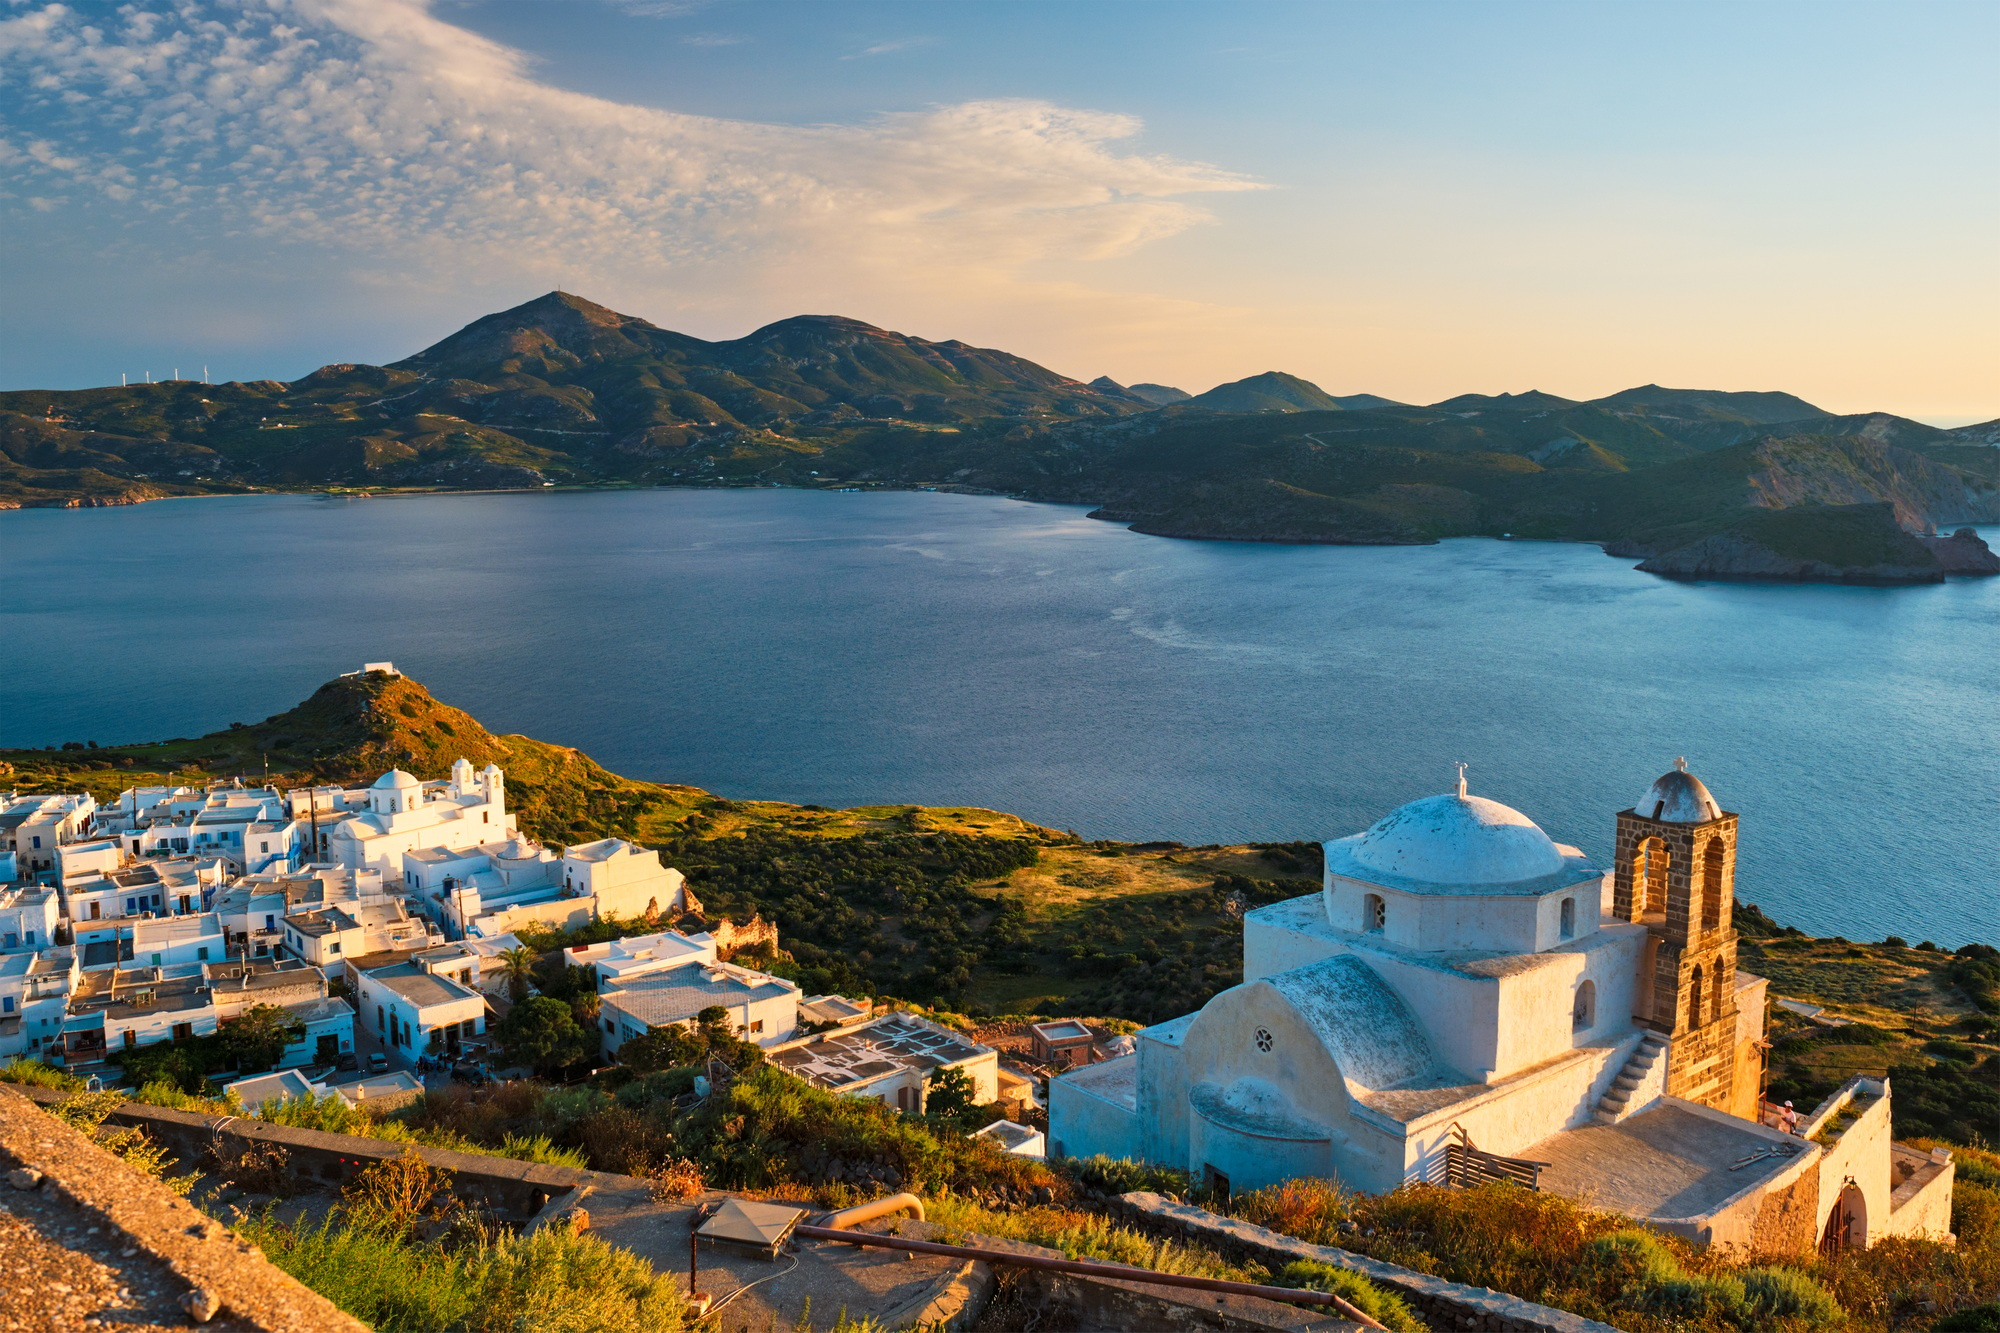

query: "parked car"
left=449, top=1062, right=488, bottom=1087
left=367, top=1051, right=389, bottom=1074
left=335, top=1051, right=360, bottom=1073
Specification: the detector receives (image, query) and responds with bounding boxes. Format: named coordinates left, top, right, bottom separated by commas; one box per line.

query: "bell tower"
left=1614, top=759, right=1742, bottom=1113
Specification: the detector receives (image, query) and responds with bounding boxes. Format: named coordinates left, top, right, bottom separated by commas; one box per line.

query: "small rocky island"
left=1621, top=503, right=1999, bottom=586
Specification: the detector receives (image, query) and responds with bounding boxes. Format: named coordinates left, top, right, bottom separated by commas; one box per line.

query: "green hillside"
left=4, top=293, right=1995, bottom=583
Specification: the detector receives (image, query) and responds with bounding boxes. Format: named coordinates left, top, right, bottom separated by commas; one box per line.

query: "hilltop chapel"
left=1049, top=762, right=1956, bottom=1253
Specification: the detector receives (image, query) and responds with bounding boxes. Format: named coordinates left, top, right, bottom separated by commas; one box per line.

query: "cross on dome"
left=1455, top=762, right=1468, bottom=799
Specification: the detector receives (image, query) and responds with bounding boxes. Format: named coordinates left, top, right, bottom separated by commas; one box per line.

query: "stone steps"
left=1595, top=1034, right=1666, bottom=1124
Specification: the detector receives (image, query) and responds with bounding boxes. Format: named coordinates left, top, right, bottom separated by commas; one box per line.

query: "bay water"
left=4, top=490, right=1994, bottom=946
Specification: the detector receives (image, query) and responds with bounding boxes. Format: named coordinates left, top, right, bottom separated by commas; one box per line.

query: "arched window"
left=1701, top=840, right=1726, bottom=932
left=1559, top=897, right=1576, bottom=940
left=1712, top=967, right=1729, bottom=1026
left=1688, top=964, right=1705, bottom=1027
left=1572, top=980, right=1595, bottom=1031
left=1362, top=893, right=1386, bottom=933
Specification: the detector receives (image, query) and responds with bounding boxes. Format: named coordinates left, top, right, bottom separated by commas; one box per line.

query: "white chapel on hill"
left=1049, top=762, right=1956, bottom=1254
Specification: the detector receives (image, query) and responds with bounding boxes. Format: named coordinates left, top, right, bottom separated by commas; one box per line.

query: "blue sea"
left=4, top=490, right=1996, bottom=947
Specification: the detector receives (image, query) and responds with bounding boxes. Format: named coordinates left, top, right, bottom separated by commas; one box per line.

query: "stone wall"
left=14, top=1084, right=636, bottom=1218
left=1108, top=1192, right=1627, bottom=1333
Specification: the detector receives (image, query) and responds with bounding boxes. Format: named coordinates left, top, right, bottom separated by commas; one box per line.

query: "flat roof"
left=364, top=962, right=477, bottom=1009
left=1530, top=1101, right=1811, bottom=1221
left=770, top=1013, right=990, bottom=1091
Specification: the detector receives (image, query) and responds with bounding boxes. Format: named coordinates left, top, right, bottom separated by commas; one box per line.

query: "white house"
left=0, top=884, right=59, bottom=954
left=354, top=962, right=486, bottom=1059
left=562, top=929, right=717, bottom=990
left=0, top=948, right=77, bottom=1059
left=597, top=960, right=800, bottom=1060
left=281, top=900, right=437, bottom=968
left=0, top=793, right=97, bottom=876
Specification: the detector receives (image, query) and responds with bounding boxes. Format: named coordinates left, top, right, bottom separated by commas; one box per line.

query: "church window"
left=1572, top=980, right=1595, bottom=1031
left=1363, top=894, right=1386, bottom=933
left=1559, top=898, right=1575, bottom=940
left=1253, top=1027, right=1274, bottom=1053
left=1688, top=965, right=1705, bottom=1027
left=1712, top=968, right=1729, bottom=1024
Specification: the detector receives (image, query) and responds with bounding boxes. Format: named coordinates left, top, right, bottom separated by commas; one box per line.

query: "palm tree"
left=498, top=946, right=536, bottom=1003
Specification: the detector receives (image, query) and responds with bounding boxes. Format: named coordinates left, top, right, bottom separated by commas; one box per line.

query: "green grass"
left=241, top=1207, right=689, bottom=1333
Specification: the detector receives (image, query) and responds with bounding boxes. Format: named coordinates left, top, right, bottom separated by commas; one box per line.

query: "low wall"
left=1110, top=1192, right=1628, bottom=1333
left=15, top=1084, right=641, bottom=1217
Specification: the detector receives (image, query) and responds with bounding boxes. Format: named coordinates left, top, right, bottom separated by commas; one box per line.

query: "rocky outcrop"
left=1920, top=527, right=2000, bottom=575
left=1634, top=503, right=1948, bottom=585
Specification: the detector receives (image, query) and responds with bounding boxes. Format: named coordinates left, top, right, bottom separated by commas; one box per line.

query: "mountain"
left=0, top=293, right=1146, bottom=503
left=1182, top=372, right=1346, bottom=413
left=1126, top=383, right=1192, bottom=407
left=1586, top=384, right=1831, bottom=425
left=2, top=292, right=1993, bottom=582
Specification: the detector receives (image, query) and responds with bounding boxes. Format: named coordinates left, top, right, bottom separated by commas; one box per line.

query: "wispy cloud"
left=681, top=32, right=747, bottom=47
left=0, top=1, right=1251, bottom=280
left=844, top=36, right=941, bottom=60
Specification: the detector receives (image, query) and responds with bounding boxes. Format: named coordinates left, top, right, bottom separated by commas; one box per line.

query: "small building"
left=279, top=996, right=357, bottom=1069
left=324, top=1069, right=424, bottom=1112
left=799, top=994, right=873, bottom=1029
left=565, top=929, right=716, bottom=990
left=768, top=1012, right=1000, bottom=1114
left=0, top=948, right=77, bottom=1059
left=223, top=1068, right=324, bottom=1114
left=598, top=961, right=800, bottom=1059
left=1028, top=1020, right=1100, bottom=1068
left=0, top=884, right=58, bottom=954
left=354, top=962, right=485, bottom=1059
left=281, top=900, right=436, bottom=967
left=974, top=1118, right=1047, bottom=1159
left=64, top=964, right=217, bottom=1068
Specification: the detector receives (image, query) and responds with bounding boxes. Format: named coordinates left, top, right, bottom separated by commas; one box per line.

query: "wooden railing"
left=1427, top=1123, right=1550, bottom=1190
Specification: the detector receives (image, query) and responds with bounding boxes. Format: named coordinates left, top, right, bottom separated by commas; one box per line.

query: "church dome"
left=1339, top=792, right=1568, bottom=886
left=1635, top=760, right=1721, bottom=823
left=371, top=768, right=421, bottom=791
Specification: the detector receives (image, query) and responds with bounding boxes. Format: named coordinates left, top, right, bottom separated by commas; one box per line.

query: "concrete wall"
left=1136, top=1015, right=1193, bottom=1168
left=1397, top=1040, right=1629, bottom=1176
left=1883, top=1144, right=1956, bottom=1242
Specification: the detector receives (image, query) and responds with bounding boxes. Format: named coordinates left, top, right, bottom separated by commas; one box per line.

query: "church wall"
left=1488, top=926, right=1648, bottom=1078
left=1730, top=973, right=1769, bottom=1120
left=1399, top=1039, right=1633, bottom=1174
left=1137, top=1016, right=1193, bottom=1169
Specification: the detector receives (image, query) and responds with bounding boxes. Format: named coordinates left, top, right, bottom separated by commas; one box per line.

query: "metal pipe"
left=819, top=1192, right=925, bottom=1230
left=792, top=1225, right=1386, bottom=1329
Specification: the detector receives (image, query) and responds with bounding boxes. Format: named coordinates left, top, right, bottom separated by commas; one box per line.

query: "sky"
left=1, top=0, right=1995, bottom=422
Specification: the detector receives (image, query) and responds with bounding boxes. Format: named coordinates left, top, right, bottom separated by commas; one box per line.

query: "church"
left=1049, top=763, right=1957, bottom=1254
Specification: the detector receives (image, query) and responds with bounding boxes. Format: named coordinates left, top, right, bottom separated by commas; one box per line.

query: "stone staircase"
left=1595, top=1033, right=1667, bottom=1124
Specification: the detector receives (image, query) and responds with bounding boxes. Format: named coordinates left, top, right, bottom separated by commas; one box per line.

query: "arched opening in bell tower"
left=1701, top=839, right=1725, bottom=932
left=1633, top=838, right=1669, bottom=915
left=1688, top=963, right=1705, bottom=1028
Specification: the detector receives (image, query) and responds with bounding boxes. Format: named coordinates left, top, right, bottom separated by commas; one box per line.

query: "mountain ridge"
left=2, top=291, right=1995, bottom=584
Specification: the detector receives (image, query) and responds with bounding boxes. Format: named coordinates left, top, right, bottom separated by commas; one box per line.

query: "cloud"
left=844, top=36, right=941, bottom=60
left=680, top=32, right=746, bottom=47
left=0, top=0, right=1256, bottom=304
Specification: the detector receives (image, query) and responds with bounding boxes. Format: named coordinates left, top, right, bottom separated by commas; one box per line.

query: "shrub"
left=1740, top=1265, right=1845, bottom=1327
left=1274, top=1260, right=1424, bottom=1332
left=1582, top=1229, right=1684, bottom=1293
left=242, top=1206, right=689, bottom=1332
left=1934, top=1304, right=2000, bottom=1331
left=0, top=1058, right=82, bottom=1091
left=1643, top=1272, right=1748, bottom=1321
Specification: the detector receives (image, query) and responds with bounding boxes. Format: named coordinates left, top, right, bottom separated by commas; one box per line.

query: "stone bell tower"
left=1614, top=759, right=1743, bottom=1114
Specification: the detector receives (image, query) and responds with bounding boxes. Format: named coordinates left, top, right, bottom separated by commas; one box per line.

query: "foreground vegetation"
left=243, top=1152, right=690, bottom=1333
left=1219, top=1167, right=2000, bottom=1332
